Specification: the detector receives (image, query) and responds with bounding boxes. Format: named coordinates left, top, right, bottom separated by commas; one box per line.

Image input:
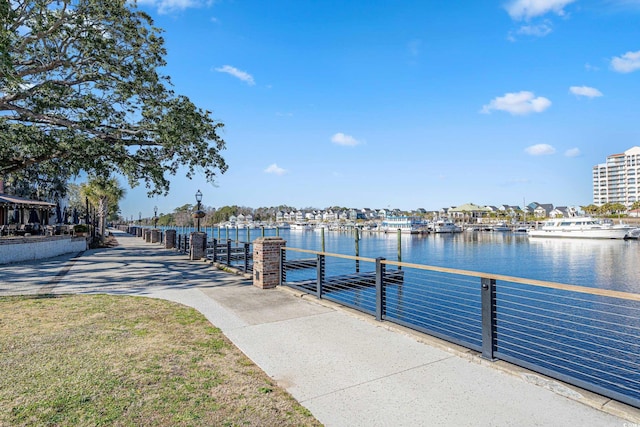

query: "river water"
left=203, top=227, right=640, bottom=293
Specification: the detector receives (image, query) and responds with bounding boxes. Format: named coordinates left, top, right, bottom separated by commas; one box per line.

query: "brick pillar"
left=189, top=232, right=207, bottom=260
left=253, top=237, right=286, bottom=289
left=150, top=229, right=160, bottom=243
left=144, top=229, right=151, bottom=242
left=136, top=227, right=142, bottom=237
left=164, top=229, right=176, bottom=249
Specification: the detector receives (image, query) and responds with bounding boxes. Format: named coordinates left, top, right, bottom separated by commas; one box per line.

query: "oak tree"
left=0, top=0, right=227, bottom=196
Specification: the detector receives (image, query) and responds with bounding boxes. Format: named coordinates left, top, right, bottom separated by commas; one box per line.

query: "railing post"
left=279, top=247, right=286, bottom=286
left=375, top=257, right=386, bottom=321
left=316, top=253, right=325, bottom=299
left=226, top=239, right=232, bottom=267
left=244, top=242, right=250, bottom=272
left=481, top=277, right=497, bottom=361
left=212, top=238, right=217, bottom=262
left=355, top=228, right=360, bottom=273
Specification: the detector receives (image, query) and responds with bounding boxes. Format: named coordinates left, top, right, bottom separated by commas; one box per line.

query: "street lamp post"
left=194, top=190, right=205, bottom=232
left=138, top=211, right=141, bottom=225
left=153, top=206, right=158, bottom=228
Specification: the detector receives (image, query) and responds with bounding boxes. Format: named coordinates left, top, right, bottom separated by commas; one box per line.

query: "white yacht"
left=290, top=222, right=312, bottom=231
left=527, top=217, right=634, bottom=239
left=432, top=219, right=462, bottom=233
left=381, top=216, right=426, bottom=234
left=492, top=222, right=511, bottom=232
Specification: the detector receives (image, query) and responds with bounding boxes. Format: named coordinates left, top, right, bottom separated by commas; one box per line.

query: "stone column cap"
left=254, top=236, right=286, bottom=243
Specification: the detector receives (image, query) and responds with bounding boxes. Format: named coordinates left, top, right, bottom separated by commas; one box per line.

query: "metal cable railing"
left=281, top=246, right=640, bottom=409
left=494, top=280, right=640, bottom=405
left=383, top=268, right=481, bottom=350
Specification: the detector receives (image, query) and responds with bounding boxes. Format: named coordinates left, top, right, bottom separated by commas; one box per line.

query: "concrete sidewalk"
left=1, top=230, right=638, bottom=426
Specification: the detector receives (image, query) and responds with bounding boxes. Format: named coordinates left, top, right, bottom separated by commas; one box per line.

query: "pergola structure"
left=0, top=193, right=56, bottom=226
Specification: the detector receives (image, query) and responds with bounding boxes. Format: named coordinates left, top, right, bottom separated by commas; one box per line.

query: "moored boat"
left=527, top=217, right=634, bottom=239
left=381, top=215, right=427, bottom=234
left=624, top=227, right=640, bottom=239
left=290, top=222, right=312, bottom=231
left=492, top=222, right=511, bottom=232
left=432, top=219, right=462, bottom=233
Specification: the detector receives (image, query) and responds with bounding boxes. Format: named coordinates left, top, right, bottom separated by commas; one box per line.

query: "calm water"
left=196, top=227, right=640, bottom=293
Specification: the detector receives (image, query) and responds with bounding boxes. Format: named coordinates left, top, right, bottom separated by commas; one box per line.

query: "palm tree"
left=610, top=202, right=627, bottom=218
left=580, top=204, right=599, bottom=216
left=80, top=176, right=126, bottom=240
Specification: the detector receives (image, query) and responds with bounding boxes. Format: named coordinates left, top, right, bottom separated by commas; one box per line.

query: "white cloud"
left=264, top=164, right=287, bottom=176
left=214, top=65, right=255, bottom=85
left=481, top=91, right=551, bottom=115
left=505, top=0, right=576, bottom=20
left=137, top=0, right=203, bottom=14
left=565, top=148, right=581, bottom=157
left=569, top=86, right=603, bottom=98
left=611, top=50, right=640, bottom=73
left=517, top=22, right=552, bottom=37
left=526, top=144, right=556, bottom=155
left=331, top=133, right=361, bottom=146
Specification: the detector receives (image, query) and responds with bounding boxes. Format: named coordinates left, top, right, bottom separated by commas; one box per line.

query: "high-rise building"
left=592, top=146, right=640, bottom=207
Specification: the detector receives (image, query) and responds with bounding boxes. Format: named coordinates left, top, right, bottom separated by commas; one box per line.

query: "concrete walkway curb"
left=1, top=230, right=638, bottom=426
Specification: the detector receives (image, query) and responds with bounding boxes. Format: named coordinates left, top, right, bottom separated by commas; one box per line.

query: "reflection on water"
left=278, top=230, right=640, bottom=293
left=525, top=238, right=640, bottom=293
left=185, top=227, right=640, bottom=293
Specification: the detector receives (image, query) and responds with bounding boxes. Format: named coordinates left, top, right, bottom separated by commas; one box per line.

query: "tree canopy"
left=0, top=0, right=227, bottom=197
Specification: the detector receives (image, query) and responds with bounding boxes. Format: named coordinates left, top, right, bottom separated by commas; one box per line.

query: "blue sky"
left=120, top=0, right=640, bottom=219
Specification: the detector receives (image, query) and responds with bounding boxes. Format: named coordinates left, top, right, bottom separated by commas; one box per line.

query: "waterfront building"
left=448, top=203, right=492, bottom=223
left=498, top=205, right=520, bottom=219
left=549, top=206, right=569, bottom=218
left=592, top=146, right=640, bottom=208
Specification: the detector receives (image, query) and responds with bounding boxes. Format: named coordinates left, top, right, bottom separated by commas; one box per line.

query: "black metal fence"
left=176, top=233, right=190, bottom=254
left=281, top=246, right=640, bottom=409
left=206, top=238, right=253, bottom=273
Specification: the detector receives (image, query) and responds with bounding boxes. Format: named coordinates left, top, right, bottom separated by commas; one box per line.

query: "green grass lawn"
left=0, top=294, right=322, bottom=426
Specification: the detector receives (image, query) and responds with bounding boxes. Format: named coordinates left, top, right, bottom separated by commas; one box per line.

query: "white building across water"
left=592, top=146, right=640, bottom=208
